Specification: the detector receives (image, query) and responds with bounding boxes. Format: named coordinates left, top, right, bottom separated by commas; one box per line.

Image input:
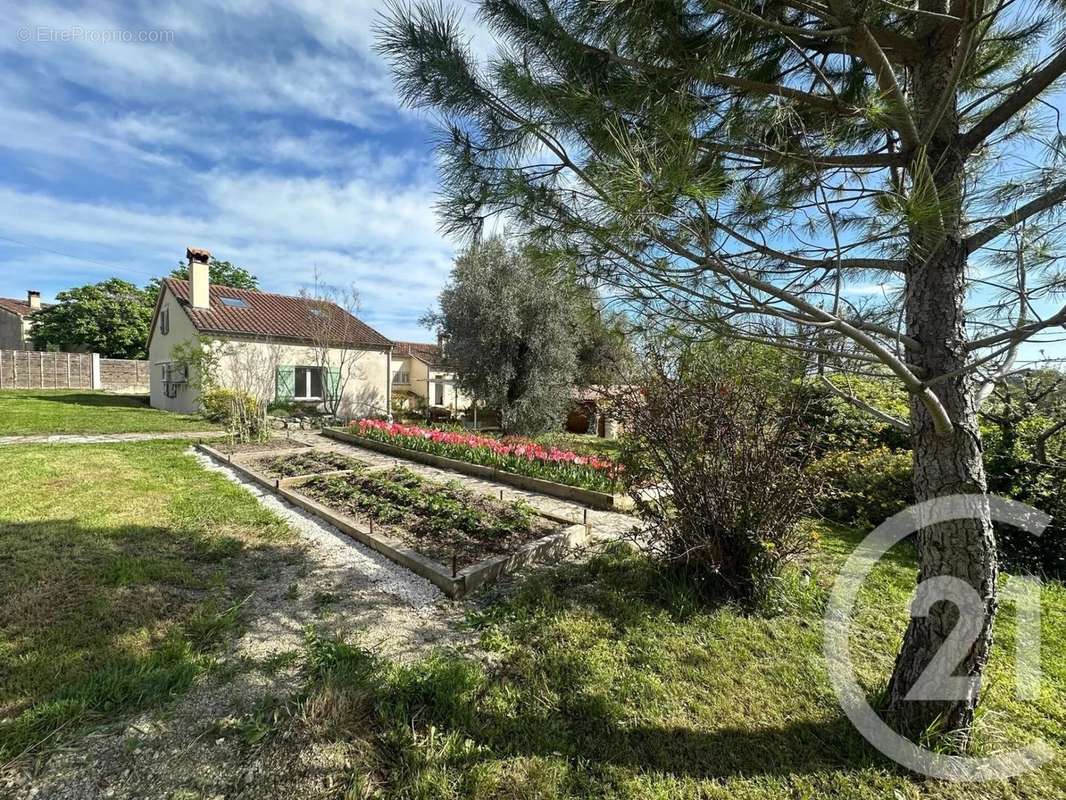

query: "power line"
left=0, top=234, right=160, bottom=280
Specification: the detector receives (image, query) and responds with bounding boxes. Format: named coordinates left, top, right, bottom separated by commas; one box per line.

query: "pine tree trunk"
left=885, top=239, right=998, bottom=736
left=884, top=14, right=998, bottom=739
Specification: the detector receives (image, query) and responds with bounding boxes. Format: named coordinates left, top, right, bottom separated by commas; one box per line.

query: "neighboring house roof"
left=162, top=279, right=393, bottom=349
left=0, top=298, right=45, bottom=318
left=394, top=341, right=449, bottom=368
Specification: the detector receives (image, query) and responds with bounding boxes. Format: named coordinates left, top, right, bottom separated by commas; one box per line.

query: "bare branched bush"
left=615, top=348, right=822, bottom=605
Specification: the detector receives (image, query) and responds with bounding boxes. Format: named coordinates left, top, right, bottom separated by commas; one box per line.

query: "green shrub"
left=805, top=376, right=911, bottom=453
left=614, top=347, right=821, bottom=606
left=201, top=388, right=266, bottom=442
left=808, top=447, right=914, bottom=528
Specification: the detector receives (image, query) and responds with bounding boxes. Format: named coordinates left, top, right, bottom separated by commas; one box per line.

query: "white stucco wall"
left=393, top=356, right=430, bottom=403
left=148, top=289, right=201, bottom=414
left=212, top=337, right=390, bottom=419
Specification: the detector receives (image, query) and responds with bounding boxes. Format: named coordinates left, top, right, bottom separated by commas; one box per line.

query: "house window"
left=434, top=378, right=444, bottom=406
left=220, top=297, right=249, bottom=308
left=294, top=366, right=324, bottom=400
left=159, top=307, right=169, bottom=335
left=394, top=370, right=410, bottom=385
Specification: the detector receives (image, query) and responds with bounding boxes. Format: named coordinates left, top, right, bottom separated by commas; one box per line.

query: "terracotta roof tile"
left=164, top=279, right=392, bottom=349
left=394, top=340, right=448, bottom=367
left=0, top=298, right=45, bottom=317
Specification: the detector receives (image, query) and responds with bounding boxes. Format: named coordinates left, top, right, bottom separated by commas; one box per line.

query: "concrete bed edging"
left=322, top=427, right=634, bottom=512
left=196, top=443, right=592, bottom=598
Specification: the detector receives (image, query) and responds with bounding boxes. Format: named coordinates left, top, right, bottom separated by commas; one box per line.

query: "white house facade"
left=148, top=248, right=393, bottom=419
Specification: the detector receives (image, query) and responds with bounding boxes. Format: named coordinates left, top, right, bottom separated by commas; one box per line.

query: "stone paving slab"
left=291, top=431, right=640, bottom=542
left=0, top=431, right=220, bottom=446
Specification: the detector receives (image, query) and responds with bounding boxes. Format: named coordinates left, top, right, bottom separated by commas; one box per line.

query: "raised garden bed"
left=252, top=450, right=368, bottom=478
left=196, top=443, right=590, bottom=597
left=323, top=427, right=634, bottom=511
left=298, top=467, right=558, bottom=569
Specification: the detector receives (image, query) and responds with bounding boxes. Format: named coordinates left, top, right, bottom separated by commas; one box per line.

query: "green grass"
left=0, top=441, right=294, bottom=762
left=529, top=431, right=623, bottom=462
left=0, top=390, right=217, bottom=435
left=297, top=528, right=1066, bottom=799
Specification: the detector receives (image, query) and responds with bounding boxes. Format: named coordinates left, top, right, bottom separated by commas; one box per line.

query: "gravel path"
left=0, top=431, right=220, bottom=446
left=6, top=451, right=468, bottom=800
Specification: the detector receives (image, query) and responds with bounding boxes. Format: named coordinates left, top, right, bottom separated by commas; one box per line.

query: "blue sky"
left=0, top=0, right=500, bottom=342
left=0, top=2, right=1062, bottom=364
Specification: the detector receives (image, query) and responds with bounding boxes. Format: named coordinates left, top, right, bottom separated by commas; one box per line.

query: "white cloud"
left=0, top=1, right=507, bottom=339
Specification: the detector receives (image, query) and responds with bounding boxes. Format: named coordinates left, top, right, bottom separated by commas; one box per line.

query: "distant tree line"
left=31, top=260, right=258, bottom=359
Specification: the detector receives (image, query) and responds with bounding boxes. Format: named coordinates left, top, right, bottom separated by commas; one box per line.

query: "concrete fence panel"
left=100, top=358, right=150, bottom=393
left=0, top=350, right=149, bottom=392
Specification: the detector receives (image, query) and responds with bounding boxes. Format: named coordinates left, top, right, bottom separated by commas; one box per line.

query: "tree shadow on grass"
left=12, top=391, right=150, bottom=409
left=0, top=518, right=301, bottom=762
left=306, top=548, right=911, bottom=789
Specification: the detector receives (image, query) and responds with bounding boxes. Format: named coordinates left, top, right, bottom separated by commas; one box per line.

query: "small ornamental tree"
left=31, top=278, right=154, bottom=359
left=299, top=275, right=372, bottom=420
left=379, top=0, right=1066, bottom=738
left=615, top=345, right=821, bottom=605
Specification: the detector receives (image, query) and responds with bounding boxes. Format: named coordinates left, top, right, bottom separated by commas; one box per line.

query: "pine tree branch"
left=706, top=73, right=856, bottom=115
left=700, top=141, right=904, bottom=167
left=964, top=180, right=1066, bottom=252
left=966, top=304, right=1066, bottom=350
left=959, top=47, right=1066, bottom=153
left=835, top=5, right=921, bottom=147
left=712, top=218, right=907, bottom=273
left=821, top=375, right=912, bottom=431
left=1035, top=419, right=1066, bottom=465
left=704, top=0, right=851, bottom=38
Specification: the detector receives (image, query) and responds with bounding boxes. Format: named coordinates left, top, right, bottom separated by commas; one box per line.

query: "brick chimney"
left=27, top=290, right=41, bottom=310
left=186, top=246, right=211, bottom=310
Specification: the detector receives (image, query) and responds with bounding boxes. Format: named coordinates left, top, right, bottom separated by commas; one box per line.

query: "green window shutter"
left=326, top=368, right=342, bottom=399
left=276, top=365, right=295, bottom=401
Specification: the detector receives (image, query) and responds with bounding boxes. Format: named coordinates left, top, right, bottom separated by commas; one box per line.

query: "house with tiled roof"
left=391, top=339, right=468, bottom=415
left=0, top=291, right=45, bottom=350
left=148, top=248, right=394, bottom=418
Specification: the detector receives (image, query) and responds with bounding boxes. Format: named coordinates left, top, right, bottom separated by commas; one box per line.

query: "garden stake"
left=452, top=554, right=457, bottom=578
left=583, top=508, right=588, bottom=525
left=499, top=489, right=504, bottom=501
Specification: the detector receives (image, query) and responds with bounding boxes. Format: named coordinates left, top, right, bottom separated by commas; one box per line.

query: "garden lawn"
left=296, top=525, right=1066, bottom=799
left=0, top=390, right=217, bottom=435
left=0, top=441, right=294, bottom=762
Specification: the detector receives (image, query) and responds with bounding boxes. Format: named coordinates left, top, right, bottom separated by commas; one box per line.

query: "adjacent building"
left=0, top=291, right=44, bottom=350
left=391, top=340, right=468, bottom=416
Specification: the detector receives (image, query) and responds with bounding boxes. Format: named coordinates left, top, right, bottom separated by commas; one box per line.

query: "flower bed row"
left=352, top=419, right=622, bottom=492
left=299, top=466, right=556, bottom=568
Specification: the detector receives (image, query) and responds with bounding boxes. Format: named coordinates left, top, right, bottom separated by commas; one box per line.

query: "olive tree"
left=425, top=237, right=582, bottom=433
